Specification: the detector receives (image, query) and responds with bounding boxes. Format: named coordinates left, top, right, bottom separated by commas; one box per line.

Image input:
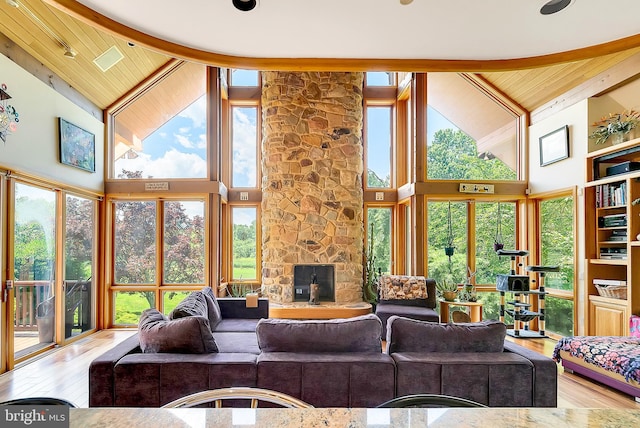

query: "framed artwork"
left=539, top=125, right=569, bottom=167
left=59, top=117, right=95, bottom=173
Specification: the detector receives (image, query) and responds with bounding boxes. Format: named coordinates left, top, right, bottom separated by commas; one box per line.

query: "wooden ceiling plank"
left=531, top=51, right=640, bottom=123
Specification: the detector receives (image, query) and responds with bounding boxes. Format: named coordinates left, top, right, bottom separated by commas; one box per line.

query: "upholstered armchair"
left=374, top=275, right=439, bottom=339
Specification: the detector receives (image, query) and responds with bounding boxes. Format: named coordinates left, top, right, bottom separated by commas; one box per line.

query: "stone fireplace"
left=261, top=72, right=364, bottom=304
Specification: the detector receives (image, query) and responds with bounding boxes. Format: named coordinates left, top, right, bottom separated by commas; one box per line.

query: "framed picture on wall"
left=539, top=125, right=569, bottom=167
left=58, top=117, right=95, bottom=173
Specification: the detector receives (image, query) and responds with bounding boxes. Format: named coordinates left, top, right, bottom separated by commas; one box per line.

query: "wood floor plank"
left=0, top=329, right=638, bottom=409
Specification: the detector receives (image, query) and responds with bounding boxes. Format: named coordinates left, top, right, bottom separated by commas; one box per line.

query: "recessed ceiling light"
left=232, top=0, right=257, bottom=12
left=540, top=0, right=573, bottom=15
left=400, top=0, right=414, bottom=5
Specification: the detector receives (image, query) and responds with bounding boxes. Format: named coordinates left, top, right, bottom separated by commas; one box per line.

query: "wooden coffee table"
left=439, top=300, right=483, bottom=323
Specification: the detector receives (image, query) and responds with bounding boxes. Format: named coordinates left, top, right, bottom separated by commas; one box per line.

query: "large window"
left=366, top=106, right=392, bottom=188
left=538, top=194, right=575, bottom=336
left=13, top=183, right=56, bottom=357
left=426, top=73, right=518, bottom=181
left=163, top=201, right=205, bottom=284
left=231, top=106, right=258, bottom=188
left=427, top=201, right=468, bottom=283
left=231, top=207, right=257, bottom=281
left=475, top=202, right=516, bottom=285
left=112, top=199, right=207, bottom=325
left=64, top=194, right=96, bottom=339
left=114, top=201, right=157, bottom=284
left=366, top=207, right=393, bottom=274
left=112, top=62, right=207, bottom=179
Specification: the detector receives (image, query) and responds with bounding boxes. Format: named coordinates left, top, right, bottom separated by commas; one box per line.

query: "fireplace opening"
left=293, top=264, right=335, bottom=302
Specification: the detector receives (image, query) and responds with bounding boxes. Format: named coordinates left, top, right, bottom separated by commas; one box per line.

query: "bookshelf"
left=585, top=139, right=640, bottom=336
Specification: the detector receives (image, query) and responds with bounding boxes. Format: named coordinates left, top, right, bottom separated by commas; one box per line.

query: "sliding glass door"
left=12, top=183, right=57, bottom=360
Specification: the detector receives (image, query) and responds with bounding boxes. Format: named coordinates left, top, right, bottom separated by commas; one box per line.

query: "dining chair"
left=376, top=393, right=487, bottom=408
left=0, top=397, right=77, bottom=407
left=161, top=387, right=314, bottom=408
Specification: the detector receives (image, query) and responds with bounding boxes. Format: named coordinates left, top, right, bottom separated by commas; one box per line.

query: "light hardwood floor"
left=0, top=329, right=639, bottom=409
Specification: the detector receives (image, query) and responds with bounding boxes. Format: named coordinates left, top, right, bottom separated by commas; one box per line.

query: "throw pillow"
left=378, top=275, right=428, bottom=300
left=256, top=314, right=382, bottom=353
left=169, top=291, right=209, bottom=320
left=201, top=286, right=222, bottom=330
left=386, top=316, right=506, bottom=354
left=138, top=308, right=218, bottom=353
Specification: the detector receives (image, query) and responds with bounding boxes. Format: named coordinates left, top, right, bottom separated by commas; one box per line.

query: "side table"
left=439, top=300, right=483, bottom=323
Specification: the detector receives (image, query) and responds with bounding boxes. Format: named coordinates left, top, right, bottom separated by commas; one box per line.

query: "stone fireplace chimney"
left=261, top=72, right=364, bottom=304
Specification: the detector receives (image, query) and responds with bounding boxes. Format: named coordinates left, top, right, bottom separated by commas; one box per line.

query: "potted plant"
left=589, top=110, right=640, bottom=145
left=436, top=277, right=458, bottom=302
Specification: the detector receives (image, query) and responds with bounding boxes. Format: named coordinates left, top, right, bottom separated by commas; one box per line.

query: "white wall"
left=529, top=101, right=588, bottom=333
left=0, top=53, right=104, bottom=192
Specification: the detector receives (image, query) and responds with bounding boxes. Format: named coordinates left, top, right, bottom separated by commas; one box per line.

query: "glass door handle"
left=2, top=280, right=13, bottom=303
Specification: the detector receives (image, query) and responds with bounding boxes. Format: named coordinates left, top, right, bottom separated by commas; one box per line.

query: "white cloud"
left=179, top=96, right=207, bottom=129
left=115, top=149, right=207, bottom=179
left=175, top=133, right=206, bottom=150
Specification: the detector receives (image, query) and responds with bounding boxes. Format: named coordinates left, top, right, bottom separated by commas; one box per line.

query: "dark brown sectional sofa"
left=89, top=291, right=557, bottom=408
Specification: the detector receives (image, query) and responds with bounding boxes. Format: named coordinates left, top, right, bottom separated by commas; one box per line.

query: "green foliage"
left=363, top=223, right=381, bottom=305
left=427, top=129, right=516, bottom=181
left=228, top=282, right=255, bottom=297
left=367, top=208, right=392, bottom=273
left=436, top=276, right=458, bottom=293
left=540, top=197, right=574, bottom=291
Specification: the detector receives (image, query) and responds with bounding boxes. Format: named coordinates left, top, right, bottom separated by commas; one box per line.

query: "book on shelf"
left=595, top=182, right=627, bottom=208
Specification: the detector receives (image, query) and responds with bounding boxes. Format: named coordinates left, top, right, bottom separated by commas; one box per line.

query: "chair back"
left=161, top=387, right=313, bottom=408
left=377, top=393, right=487, bottom=408
left=0, top=397, right=77, bottom=407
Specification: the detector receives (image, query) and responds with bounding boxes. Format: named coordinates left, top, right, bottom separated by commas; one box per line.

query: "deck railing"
left=14, top=280, right=91, bottom=336
left=14, top=281, right=52, bottom=332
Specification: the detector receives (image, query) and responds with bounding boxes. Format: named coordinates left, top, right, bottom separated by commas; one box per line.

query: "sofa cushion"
left=201, top=286, right=222, bottom=330
left=387, top=316, right=506, bottom=354
left=216, top=318, right=261, bottom=332
left=256, top=314, right=382, bottom=353
left=138, top=308, right=218, bottom=354
left=169, top=291, right=209, bottom=320
left=378, top=275, right=428, bottom=300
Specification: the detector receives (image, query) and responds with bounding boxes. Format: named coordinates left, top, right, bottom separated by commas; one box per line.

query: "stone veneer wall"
left=261, top=72, right=364, bottom=304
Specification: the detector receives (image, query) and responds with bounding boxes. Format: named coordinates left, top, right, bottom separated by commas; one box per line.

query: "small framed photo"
left=539, top=125, right=569, bottom=167
left=59, top=117, right=95, bottom=173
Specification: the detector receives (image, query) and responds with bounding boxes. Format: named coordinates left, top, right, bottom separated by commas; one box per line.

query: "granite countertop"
left=71, top=407, right=640, bottom=427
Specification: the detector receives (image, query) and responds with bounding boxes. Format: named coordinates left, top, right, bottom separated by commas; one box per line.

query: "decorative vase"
left=309, top=283, right=320, bottom=305
left=612, top=132, right=629, bottom=145
left=443, top=290, right=457, bottom=302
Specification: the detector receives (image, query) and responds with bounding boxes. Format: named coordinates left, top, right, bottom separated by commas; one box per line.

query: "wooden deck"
left=0, top=329, right=639, bottom=409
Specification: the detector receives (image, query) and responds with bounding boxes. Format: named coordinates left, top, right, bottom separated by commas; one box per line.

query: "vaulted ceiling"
left=1, top=0, right=640, bottom=118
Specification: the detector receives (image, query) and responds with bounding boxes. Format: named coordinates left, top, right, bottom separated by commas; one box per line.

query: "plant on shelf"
left=436, top=276, right=458, bottom=302
left=228, top=281, right=255, bottom=297
left=589, top=110, right=640, bottom=145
